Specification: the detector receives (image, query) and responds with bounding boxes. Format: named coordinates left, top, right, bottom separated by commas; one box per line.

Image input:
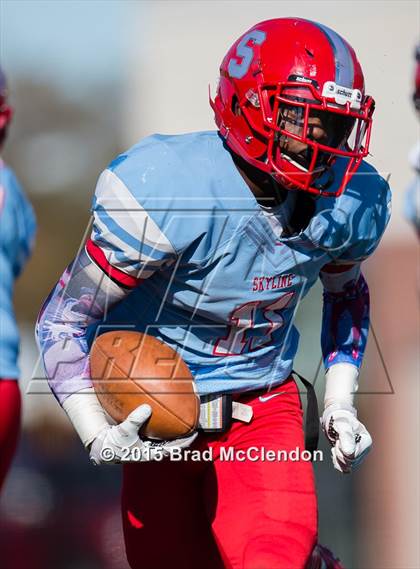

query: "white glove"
left=321, top=402, right=372, bottom=474
left=322, top=363, right=372, bottom=474
left=62, top=389, right=197, bottom=465
left=89, top=404, right=197, bottom=465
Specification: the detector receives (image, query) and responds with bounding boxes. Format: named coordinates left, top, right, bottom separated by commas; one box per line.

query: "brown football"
left=90, top=331, right=200, bottom=440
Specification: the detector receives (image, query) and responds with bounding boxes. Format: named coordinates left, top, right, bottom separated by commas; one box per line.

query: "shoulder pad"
left=307, top=159, right=391, bottom=261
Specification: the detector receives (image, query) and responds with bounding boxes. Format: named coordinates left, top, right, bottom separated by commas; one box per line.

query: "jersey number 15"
left=213, top=291, right=295, bottom=356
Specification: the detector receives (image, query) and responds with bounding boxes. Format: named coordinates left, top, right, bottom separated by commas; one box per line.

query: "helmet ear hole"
left=231, top=95, right=240, bottom=116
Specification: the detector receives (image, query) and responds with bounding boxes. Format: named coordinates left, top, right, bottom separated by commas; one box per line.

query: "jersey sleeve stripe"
left=94, top=169, right=175, bottom=254
left=93, top=200, right=175, bottom=265
left=85, top=238, right=142, bottom=289
left=109, top=247, right=168, bottom=274
left=93, top=200, right=148, bottom=256
left=92, top=212, right=168, bottom=271
left=90, top=168, right=178, bottom=282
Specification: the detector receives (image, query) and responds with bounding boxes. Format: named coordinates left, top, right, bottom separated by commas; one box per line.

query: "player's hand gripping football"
left=321, top=402, right=372, bottom=474
left=62, top=388, right=198, bottom=466
left=89, top=404, right=198, bottom=465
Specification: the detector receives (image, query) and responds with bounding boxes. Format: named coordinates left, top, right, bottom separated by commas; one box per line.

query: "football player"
left=0, top=68, right=36, bottom=491
left=36, top=19, right=390, bottom=569
left=404, top=43, right=420, bottom=235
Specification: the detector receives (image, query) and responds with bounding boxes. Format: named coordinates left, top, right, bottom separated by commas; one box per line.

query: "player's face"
left=276, top=104, right=354, bottom=171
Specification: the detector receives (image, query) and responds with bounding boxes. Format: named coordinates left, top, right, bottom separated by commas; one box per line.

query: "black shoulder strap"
left=292, top=370, right=319, bottom=455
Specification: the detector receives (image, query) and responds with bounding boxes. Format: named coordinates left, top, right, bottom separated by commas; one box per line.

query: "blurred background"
left=0, top=1, right=418, bottom=568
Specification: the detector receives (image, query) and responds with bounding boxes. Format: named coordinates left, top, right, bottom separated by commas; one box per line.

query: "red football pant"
left=122, top=377, right=317, bottom=569
left=0, top=379, right=21, bottom=492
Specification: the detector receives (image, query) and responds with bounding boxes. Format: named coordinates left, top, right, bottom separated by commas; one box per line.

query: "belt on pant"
left=198, top=371, right=319, bottom=454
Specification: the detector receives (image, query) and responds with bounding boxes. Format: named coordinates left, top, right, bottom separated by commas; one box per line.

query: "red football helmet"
left=210, top=18, right=375, bottom=197
left=0, top=67, right=13, bottom=147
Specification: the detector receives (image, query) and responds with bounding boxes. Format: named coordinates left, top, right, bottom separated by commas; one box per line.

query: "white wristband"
left=62, top=388, right=109, bottom=448
left=324, top=363, right=359, bottom=409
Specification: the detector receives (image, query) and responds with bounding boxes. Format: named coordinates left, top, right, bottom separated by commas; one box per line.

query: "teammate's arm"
left=319, top=262, right=372, bottom=474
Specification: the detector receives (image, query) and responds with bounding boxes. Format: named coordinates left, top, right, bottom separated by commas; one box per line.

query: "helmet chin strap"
left=268, top=173, right=319, bottom=238
left=311, top=165, right=335, bottom=193
left=229, top=147, right=287, bottom=206
left=268, top=172, right=289, bottom=204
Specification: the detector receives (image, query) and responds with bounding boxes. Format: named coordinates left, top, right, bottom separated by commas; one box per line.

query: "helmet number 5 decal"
left=228, top=30, right=267, bottom=79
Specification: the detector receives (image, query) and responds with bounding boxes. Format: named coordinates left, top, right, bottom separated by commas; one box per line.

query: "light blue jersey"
left=86, top=131, right=390, bottom=395
left=0, top=160, right=36, bottom=378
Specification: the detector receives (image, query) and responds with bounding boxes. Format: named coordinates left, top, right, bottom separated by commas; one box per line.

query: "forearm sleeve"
left=320, top=263, right=370, bottom=370
left=35, top=247, right=131, bottom=404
